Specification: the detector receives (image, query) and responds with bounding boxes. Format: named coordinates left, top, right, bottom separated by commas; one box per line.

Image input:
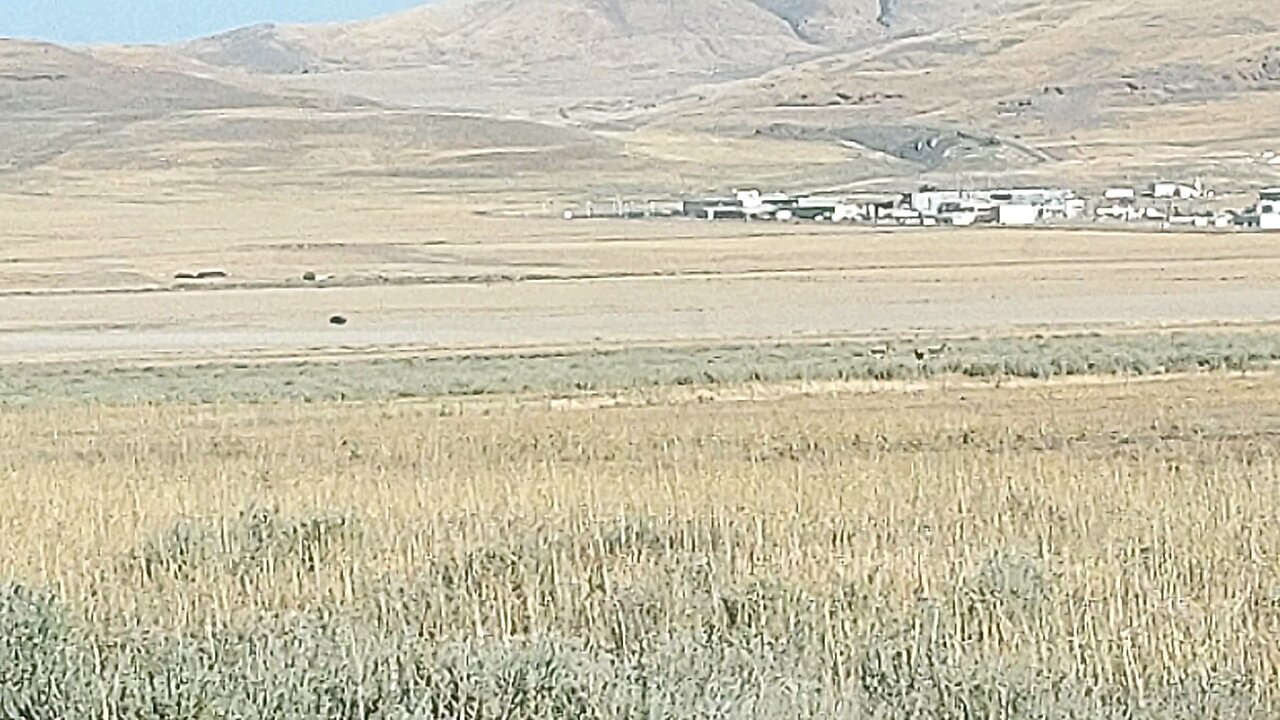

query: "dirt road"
left=5, top=272, right=1280, bottom=362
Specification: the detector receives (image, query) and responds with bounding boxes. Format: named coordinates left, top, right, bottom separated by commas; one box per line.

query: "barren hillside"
left=178, top=0, right=1039, bottom=77
left=185, top=0, right=815, bottom=75
left=0, top=38, right=641, bottom=191
left=649, top=0, right=1280, bottom=188
left=6, top=0, right=1280, bottom=191
left=0, top=39, right=293, bottom=174
left=0, top=39, right=278, bottom=116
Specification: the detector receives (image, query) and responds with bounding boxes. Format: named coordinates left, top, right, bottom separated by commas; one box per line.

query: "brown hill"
left=648, top=0, right=1280, bottom=188
left=0, top=41, right=652, bottom=192
left=183, top=0, right=817, bottom=75
left=175, top=0, right=1052, bottom=82
left=169, top=0, right=1038, bottom=122
left=179, top=0, right=1048, bottom=77
left=0, top=39, right=277, bottom=115
left=745, top=0, right=1042, bottom=46
left=0, top=39, right=292, bottom=173
left=8, top=0, right=1280, bottom=192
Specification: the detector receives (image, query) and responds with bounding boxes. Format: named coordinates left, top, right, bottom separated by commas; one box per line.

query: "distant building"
left=736, top=189, right=763, bottom=209
left=705, top=205, right=747, bottom=220
left=1257, top=188, right=1280, bottom=230
left=986, top=188, right=1077, bottom=208
left=681, top=197, right=737, bottom=219
left=997, top=204, right=1039, bottom=226
left=909, top=188, right=1075, bottom=217
left=1168, top=213, right=1212, bottom=228
left=909, top=190, right=966, bottom=215
left=939, top=208, right=980, bottom=226
left=1152, top=180, right=1203, bottom=200
left=1096, top=205, right=1141, bottom=222
left=1048, top=199, right=1087, bottom=221
left=683, top=189, right=805, bottom=221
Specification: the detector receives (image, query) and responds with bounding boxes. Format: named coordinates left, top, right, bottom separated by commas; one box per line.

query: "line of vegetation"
left=1, top=508, right=1268, bottom=719
left=4, top=331, right=1280, bottom=406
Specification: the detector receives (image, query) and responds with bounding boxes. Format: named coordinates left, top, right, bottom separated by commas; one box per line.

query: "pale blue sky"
left=1, top=0, right=431, bottom=45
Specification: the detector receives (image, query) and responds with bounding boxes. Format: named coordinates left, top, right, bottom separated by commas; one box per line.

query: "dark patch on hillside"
left=0, top=73, right=69, bottom=82
left=747, top=0, right=829, bottom=41
left=877, top=0, right=897, bottom=27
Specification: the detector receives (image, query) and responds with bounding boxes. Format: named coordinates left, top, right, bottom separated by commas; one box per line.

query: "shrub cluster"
left=5, top=332, right=1279, bottom=405
left=1, top=512, right=1269, bottom=719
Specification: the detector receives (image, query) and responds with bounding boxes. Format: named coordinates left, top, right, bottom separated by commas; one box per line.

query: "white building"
left=1104, top=187, right=1137, bottom=202
left=1152, top=180, right=1203, bottom=200
left=997, top=204, right=1039, bottom=226
left=909, top=188, right=1075, bottom=217
left=908, top=190, right=965, bottom=214
left=1050, top=199, right=1087, bottom=220
left=733, top=189, right=793, bottom=219
left=1258, top=188, right=1280, bottom=230
left=736, top=189, right=762, bottom=208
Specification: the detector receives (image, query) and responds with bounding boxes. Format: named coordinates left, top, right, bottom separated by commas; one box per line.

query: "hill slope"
left=649, top=0, right=1280, bottom=187
left=0, top=39, right=278, bottom=116
left=9, top=0, right=1280, bottom=192
left=0, top=39, right=292, bottom=174
left=185, top=0, right=817, bottom=75
left=178, top=0, right=1039, bottom=77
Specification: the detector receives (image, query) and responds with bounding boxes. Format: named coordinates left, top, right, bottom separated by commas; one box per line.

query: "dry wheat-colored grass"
left=1, top=374, right=1278, bottom=717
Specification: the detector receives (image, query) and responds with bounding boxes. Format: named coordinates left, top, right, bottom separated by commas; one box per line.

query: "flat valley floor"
left=4, top=188, right=1280, bottom=363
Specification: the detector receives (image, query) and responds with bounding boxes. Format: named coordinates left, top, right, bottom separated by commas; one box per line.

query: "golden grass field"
left=2, top=371, right=1278, bottom=716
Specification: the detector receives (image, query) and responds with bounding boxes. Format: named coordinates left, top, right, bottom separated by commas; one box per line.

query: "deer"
left=913, top=342, right=951, bottom=363
left=867, top=343, right=893, bottom=359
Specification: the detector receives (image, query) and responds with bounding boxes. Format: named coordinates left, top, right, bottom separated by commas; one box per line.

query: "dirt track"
left=3, top=193, right=1280, bottom=362
left=6, top=272, right=1280, bottom=363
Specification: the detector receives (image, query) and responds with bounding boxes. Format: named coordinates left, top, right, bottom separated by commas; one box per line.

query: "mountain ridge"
left=5, top=0, right=1280, bottom=192
left=174, top=0, right=1033, bottom=77
left=193, top=0, right=826, bottom=74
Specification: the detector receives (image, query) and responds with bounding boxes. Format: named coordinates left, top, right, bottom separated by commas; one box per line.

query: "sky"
left=0, top=0, right=431, bottom=45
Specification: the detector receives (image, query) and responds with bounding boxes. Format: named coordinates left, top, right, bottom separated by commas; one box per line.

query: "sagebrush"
left=1, top=372, right=1277, bottom=717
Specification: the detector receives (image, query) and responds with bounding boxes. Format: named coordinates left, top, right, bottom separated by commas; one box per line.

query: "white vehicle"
left=1096, top=205, right=1140, bottom=221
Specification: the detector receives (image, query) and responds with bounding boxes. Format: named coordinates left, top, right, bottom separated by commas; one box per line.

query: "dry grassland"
left=2, top=372, right=1278, bottom=717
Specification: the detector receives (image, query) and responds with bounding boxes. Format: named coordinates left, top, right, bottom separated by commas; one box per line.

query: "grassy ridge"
left=4, top=330, right=1280, bottom=405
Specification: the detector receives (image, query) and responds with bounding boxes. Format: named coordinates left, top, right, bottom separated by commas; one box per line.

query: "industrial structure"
left=1240, top=188, right=1280, bottom=229
left=569, top=182, right=1280, bottom=232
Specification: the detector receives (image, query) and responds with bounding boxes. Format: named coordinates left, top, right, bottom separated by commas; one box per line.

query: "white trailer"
left=997, top=204, right=1039, bottom=226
